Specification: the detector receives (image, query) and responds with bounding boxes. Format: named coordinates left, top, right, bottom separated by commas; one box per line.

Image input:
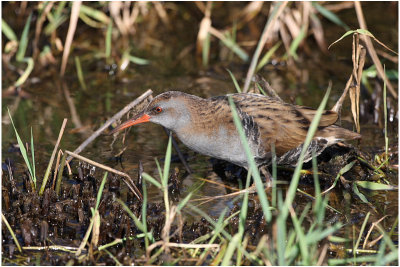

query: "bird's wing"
left=231, top=94, right=339, bottom=156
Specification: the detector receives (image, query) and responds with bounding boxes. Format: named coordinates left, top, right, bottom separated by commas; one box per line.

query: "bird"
left=111, top=91, right=361, bottom=181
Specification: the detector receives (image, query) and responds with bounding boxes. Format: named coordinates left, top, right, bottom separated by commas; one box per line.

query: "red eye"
left=155, top=107, right=162, bottom=113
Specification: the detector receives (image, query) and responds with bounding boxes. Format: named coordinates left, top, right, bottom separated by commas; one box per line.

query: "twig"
left=65, top=150, right=142, bottom=201
left=66, top=89, right=153, bottom=163
left=243, top=1, right=288, bottom=92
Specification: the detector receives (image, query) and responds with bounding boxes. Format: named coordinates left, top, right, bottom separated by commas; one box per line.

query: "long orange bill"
left=110, top=113, right=151, bottom=134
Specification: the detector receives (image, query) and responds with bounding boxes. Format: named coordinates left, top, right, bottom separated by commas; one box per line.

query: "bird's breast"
left=175, top=125, right=250, bottom=167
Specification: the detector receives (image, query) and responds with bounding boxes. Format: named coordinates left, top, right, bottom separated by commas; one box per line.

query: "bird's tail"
left=318, top=125, right=361, bottom=145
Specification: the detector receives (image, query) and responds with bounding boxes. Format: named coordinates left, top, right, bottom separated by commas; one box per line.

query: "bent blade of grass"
left=228, top=96, right=272, bottom=222
left=103, top=248, right=122, bottom=266
left=280, top=84, right=331, bottom=221
left=226, top=69, right=242, bottom=93
left=127, top=54, right=150, bottom=65
left=80, top=4, right=110, bottom=24
left=256, top=41, right=281, bottom=72
left=14, top=57, right=34, bottom=87
left=44, top=14, right=67, bottom=35
left=116, top=198, right=146, bottom=233
left=142, top=172, right=162, bottom=188
left=16, top=13, right=32, bottom=61
left=8, top=108, right=36, bottom=189
left=321, top=160, right=356, bottom=195
left=2, top=19, right=17, bottom=41
left=352, top=183, right=369, bottom=203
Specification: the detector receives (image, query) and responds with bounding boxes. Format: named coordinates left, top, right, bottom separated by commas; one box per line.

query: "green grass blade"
left=218, top=34, right=249, bottom=62
left=281, top=84, right=331, bottom=221
left=16, top=13, right=32, bottom=61
left=289, top=208, right=309, bottom=264
left=352, top=183, right=369, bottom=203
left=162, top=134, right=172, bottom=187
left=30, top=127, right=36, bottom=188
left=96, top=172, right=108, bottom=210
left=80, top=4, right=110, bottom=24
left=44, top=15, right=67, bottom=35
left=162, top=134, right=172, bottom=220
left=177, top=191, right=193, bottom=212
left=221, top=233, right=241, bottom=266
left=354, top=212, right=370, bottom=258
left=142, top=172, right=162, bottom=189
left=228, top=96, right=272, bottom=222
left=116, top=198, right=146, bottom=232
left=75, top=56, right=87, bottom=91
left=288, top=25, right=306, bottom=60
left=14, top=57, right=34, bottom=87
left=127, top=54, right=149, bottom=65
left=355, top=181, right=396, bottom=190
left=226, top=68, right=242, bottom=93
left=256, top=41, right=281, bottom=72
left=312, top=2, right=350, bottom=31
left=2, top=19, right=17, bottom=41
left=1, top=213, right=22, bottom=253
left=7, top=108, right=35, bottom=189
left=142, top=179, right=150, bottom=249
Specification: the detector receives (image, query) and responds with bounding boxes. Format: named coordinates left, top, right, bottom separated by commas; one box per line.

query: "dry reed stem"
left=60, top=1, right=81, bottom=76
left=39, top=118, right=68, bottom=195
left=146, top=240, right=219, bottom=259
left=354, top=2, right=397, bottom=99
left=22, top=245, right=83, bottom=252
left=196, top=2, right=212, bottom=58
left=362, top=215, right=388, bottom=249
left=316, top=243, right=329, bottom=265
left=65, top=150, right=142, bottom=201
left=243, top=1, right=288, bottom=93
left=61, top=79, right=83, bottom=131
left=51, top=149, right=63, bottom=189
left=153, top=2, right=170, bottom=26
left=66, top=89, right=153, bottom=163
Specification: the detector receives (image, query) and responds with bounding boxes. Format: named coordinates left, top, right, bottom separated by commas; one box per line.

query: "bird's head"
left=111, top=91, right=196, bottom=134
